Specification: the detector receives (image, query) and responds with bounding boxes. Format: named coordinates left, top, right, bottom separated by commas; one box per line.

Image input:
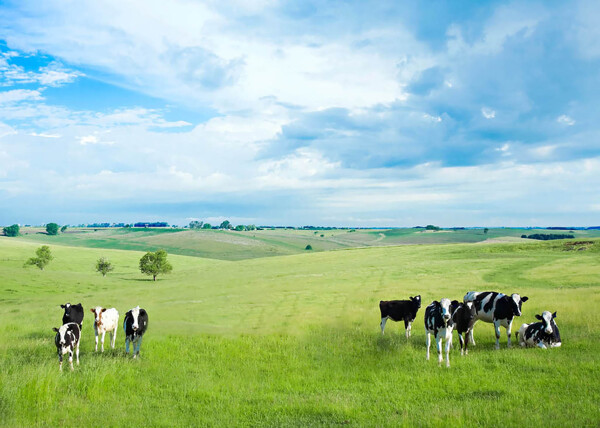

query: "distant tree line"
left=188, top=219, right=257, bottom=231
left=521, top=233, right=575, bottom=240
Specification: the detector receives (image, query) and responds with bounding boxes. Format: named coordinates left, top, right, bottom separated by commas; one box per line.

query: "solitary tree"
left=24, top=245, right=53, bottom=270
left=305, top=244, right=313, bottom=250
left=46, top=223, right=59, bottom=235
left=484, top=228, right=489, bottom=234
left=3, top=224, right=19, bottom=237
left=220, top=220, right=231, bottom=230
left=96, top=257, right=114, bottom=277
left=60, top=225, right=68, bottom=233
left=139, top=249, right=173, bottom=281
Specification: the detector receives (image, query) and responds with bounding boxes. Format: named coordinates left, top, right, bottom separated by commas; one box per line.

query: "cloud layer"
left=0, top=0, right=599, bottom=226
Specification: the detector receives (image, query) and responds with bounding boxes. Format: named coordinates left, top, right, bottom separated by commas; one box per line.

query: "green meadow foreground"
left=0, top=238, right=599, bottom=426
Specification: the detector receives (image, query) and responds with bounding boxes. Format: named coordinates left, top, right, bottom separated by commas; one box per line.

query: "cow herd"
left=53, top=302, right=148, bottom=371
left=380, top=290, right=562, bottom=367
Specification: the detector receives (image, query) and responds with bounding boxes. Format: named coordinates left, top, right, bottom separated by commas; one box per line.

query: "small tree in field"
left=96, top=257, right=114, bottom=277
left=139, top=249, right=172, bottom=281
left=61, top=225, right=68, bottom=233
left=24, top=245, right=53, bottom=270
left=484, top=228, right=489, bottom=234
left=3, top=224, right=19, bottom=237
left=46, top=223, right=59, bottom=235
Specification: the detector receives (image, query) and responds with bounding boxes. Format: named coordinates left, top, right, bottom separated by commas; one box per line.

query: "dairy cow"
left=517, top=311, right=561, bottom=349
left=451, top=301, right=477, bottom=355
left=123, top=306, right=148, bottom=359
left=53, top=322, right=80, bottom=371
left=424, top=298, right=459, bottom=367
left=379, top=295, right=421, bottom=337
left=464, top=291, right=528, bottom=349
left=90, top=306, right=119, bottom=352
left=61, top=303, right=84, bottom=329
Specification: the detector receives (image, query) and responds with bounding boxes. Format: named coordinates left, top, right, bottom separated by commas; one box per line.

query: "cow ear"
left=535, top=314, right=542, bottom=320
left=140, top=309, right=146, bottom=316
left=60, top=304, right=65, bottom=309
left=552, top=312, right=557, bottom=318
left=101, top=308, right=107, bottom=312
left=53, top=327, right=59, bottom=332
left=90, top=308, right=95, bottom=313
left=521, top=296, right=528, bottom=302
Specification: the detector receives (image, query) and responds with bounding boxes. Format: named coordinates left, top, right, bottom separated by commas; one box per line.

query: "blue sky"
left=0, top=0, right=599, bottom=227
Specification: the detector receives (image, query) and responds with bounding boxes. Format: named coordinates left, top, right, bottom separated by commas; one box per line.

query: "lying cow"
left=452, top=301, right=477, bottom=355
left=424, top=298, right=459, bottom=367
left=124, top=306, right=148, bottom=359
left=517, top=311, right=561, bottom=349
left=61, top=303, right=84, bottom=330
left=379, top=295, right=421, bottom=337
left=464, top=291, right=528, bottom=349
left=53, top=322, right=80, bottom=371
left=90, top=306, right=119, bottom=352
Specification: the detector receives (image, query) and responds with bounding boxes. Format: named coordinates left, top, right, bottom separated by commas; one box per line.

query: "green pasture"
left=15, top=226, right=600, bottom=261
left=0, top=237, right=599, bottom=426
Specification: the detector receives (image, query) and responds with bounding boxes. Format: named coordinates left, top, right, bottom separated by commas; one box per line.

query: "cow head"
left=510, top=294, right=528, bottom=316
left=440, top=298, right=452, bottom=325
left=90, top=306, right=107, bottom=327
left=410, top=295, right=422, bottom=309
left=131, top=306, right=141, bottom=331
left=535, top=311, right=557, bottom=335
left=53, top=325, right=70, bottom=347
left=61, top=303, right=72, bottom=317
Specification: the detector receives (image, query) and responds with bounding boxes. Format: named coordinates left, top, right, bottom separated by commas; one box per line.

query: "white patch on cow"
left=512, top=294, right=522, bottom=316
left=131, top=306, right=140, bottom=330
left=440, top=298, right=451, bottom=325
left=542, top=311, right=553, bottom=334
left=380, top=316, right=388, bottom=335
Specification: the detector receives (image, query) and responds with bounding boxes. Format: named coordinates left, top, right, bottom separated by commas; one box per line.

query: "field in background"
left=1, top=237, right=599, bottom=426
left=14, top=226, right=600, bottom=261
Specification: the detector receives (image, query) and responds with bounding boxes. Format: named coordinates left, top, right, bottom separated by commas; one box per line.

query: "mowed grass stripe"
left=1, top=237, right=599, bottom=426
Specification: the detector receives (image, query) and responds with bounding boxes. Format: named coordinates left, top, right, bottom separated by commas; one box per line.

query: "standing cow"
left=379, top=295, right=421, bottom=337
left=123, top=306, right=148, bottom=359
left=61, top=303, right=84, bottom=330
left=53, top=322, right=80, bottom=371
left=517, top=311, right=561, bottom=349
left=424, top=298, right=459, bottom=367
left=452, top=301, right=477, bottom=355
left=90, top=306, right=119, bottom=352
left=464, top=291, right=528, bottom=349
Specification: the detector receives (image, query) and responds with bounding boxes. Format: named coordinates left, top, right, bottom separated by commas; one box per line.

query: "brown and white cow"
left=90, top=306, right=119, bottom=352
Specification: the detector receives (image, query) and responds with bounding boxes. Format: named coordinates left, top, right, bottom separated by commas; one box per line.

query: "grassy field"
left=0, top=237, right=599, bottom=426
left=14, top=226, right=600, bottom=261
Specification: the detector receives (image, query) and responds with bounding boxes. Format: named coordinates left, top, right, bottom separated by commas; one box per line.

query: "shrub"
left=3, top=224, right=19, bottom=237
left=24, top=245, right=53, bottom=270
left=305, top=244, right=313, bottom=250
left=96, top=257, right=114, bottom=277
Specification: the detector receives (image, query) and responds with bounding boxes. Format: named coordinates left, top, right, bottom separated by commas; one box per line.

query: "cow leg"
left=444, top=336, right=451, bottom=368
left=58, top=352, right=63, bottom=372
left=404, top=319, right=410, bottom=338
left=458, top=333, right=465, bottom=355
left=426, top=332, right=431, bottom=361
left=436, top=335, right=443, bottom=366
left=134, top=336, right=143, bottom=359
left=94, top=329, right=99, bottom=352
left=464, top=330, right=470, bottom=355
left=101, top=331, right=106, bottom=352
left=506, top=319, right=513, bottom=348
left=69, top=350, right=74, bottom=371
left=111, top=329, right=117, bottom=349
left=537, top=341, right=548, bottom=349
left=469, top=329, right=476, bottom=346
left=494, top=320, right=501, bottom=350
left=380, top=317, right=388, bottom=335
left=125, top=337, right=130, bottom=354
left=76, top=341, right=80, bottom=365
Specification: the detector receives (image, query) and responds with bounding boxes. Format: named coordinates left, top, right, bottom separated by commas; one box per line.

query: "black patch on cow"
left=61, top=303, right=84, bottom=329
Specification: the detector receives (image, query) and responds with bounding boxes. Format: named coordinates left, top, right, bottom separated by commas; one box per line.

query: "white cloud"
left=481, top=107, right=496, bottom=119
left=423, top=113, right=442, bottom=122
left=78, top=135, right=115, bottom=146
left=29, top=132, right=61, bottom=138
left=0, top=89, right=43, bottom=104
left=557, top=115, right=575, bottom=126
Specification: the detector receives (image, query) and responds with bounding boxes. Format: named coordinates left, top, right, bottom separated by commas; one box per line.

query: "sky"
left=0, top=0, right=599, bottom=227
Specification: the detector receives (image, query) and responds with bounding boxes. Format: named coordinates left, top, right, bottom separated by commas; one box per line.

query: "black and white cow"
left=451, top=301, right=477, bottom=355
left=123, top=306, right=148, bottom=359
left=60, top=303, right=84, bottom=330
left=424, top=298, right=459, bottom=367
left=463, top=291, right=528, bottom=349
left=517, top=311, right=562, bottom=349
left=53, top=322, right=80, bottom=371
left=379, top=295, right=421, bottom=337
